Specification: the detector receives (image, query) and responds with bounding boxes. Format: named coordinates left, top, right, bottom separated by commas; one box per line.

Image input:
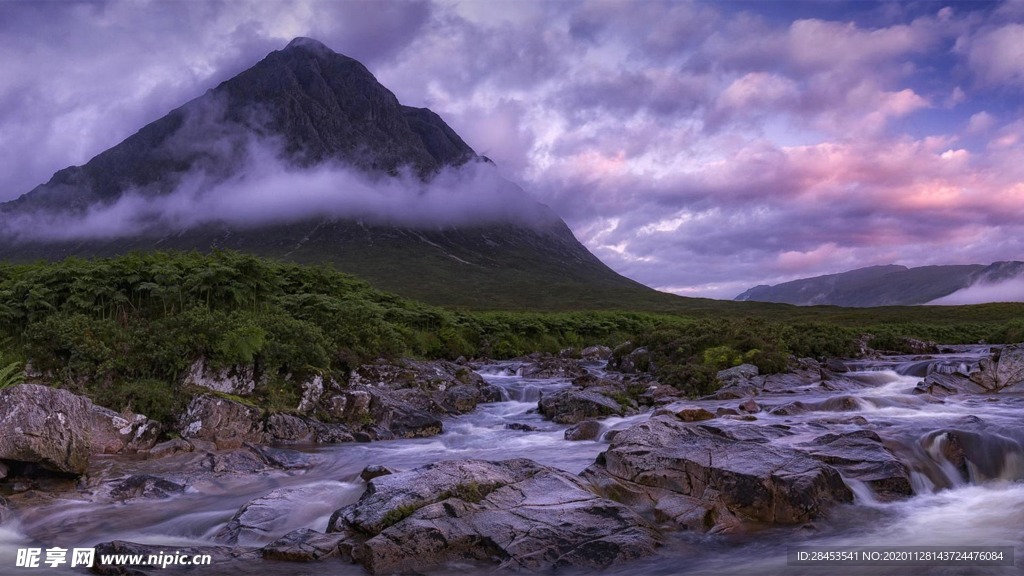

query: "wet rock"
left=110, top=475, right=186, bottom=501
left=505, top=423, right=538, bottom=432
left=675, top=407, right=716, bottom=422
left=144, top=438, right=194, bottom=460
left=179, top=394, right=265, bottom=450
left=183, top=357, right=256, bottom=396
left=217, top=484, right=342, bottom=545
left=328, top=458, right=661, bottom=573
left=90, top=405, right=162, bottom=454
left=0, top=384, right=92, bottom=475
left=738, top=399, right=760, bottom=414
left=244, top=443, right=316, bottom=470
left=264, top=413, right=354, bottom=444
left=518, top=356, right=589, bottom=379
left=262, top=528, right=348, bottom=562
left=444, top=384, right=481, bottom=413
left=769, top=396, right=862, bottom=416
left=564, top=420, right=603, bottom=441
left=913, top=373, right=986, bottom=396
left=367, top=389, right=443, bottom=438
left=91, top=541, right=260, bottom=575
left=921, top=429, right=1024, bottom=484
left=360, top=465, right=397, bottom=482
left=716, top=407, right=740, bottom=416
left=538, top=388, right=625, bottom=424
left=799, top=431, right=912, bottom=500
left=582, top=418, right=853, bottom=532
left=825, top=358, right=849, bottom=373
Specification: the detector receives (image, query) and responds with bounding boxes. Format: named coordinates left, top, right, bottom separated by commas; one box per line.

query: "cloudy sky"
left=2, top=0, right=1023, bottom=298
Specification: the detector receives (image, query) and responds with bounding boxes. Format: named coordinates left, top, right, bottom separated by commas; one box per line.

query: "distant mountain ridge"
left=735, top=262, right=1024, bottom=307
left=0, top=38, right=660, bottom=309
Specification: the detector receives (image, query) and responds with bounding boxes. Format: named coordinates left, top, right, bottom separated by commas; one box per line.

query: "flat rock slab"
left=798, top=430, right=912, bottom=499
left=329, top=458, right=662, bottom=574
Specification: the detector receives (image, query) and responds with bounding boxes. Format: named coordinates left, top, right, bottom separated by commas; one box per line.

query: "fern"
left=0, top=361, right=25, bottom=390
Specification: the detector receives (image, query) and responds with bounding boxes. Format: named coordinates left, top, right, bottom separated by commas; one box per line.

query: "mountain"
left=0, top=38, right=660, bottom=310
left=735, top=262, right=1024, bottom=307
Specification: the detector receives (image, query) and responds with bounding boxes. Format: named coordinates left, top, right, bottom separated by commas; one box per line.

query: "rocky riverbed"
left=0, top=345, right=1022, bottom=574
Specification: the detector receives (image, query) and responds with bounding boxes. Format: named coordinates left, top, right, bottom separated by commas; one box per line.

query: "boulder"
left=518, top=357, right=589, bottom=379
left=325, top=390, right=371, bottom=423
left=262, top=529, right=348, bottom=562
left=0, top=384, right=92, bottom=475
left=367, top=389, right=443, bottom=439
left=145, top=438, right=194, bottom=460
left=825, top=358, right=849, bottom=373
left=89, top=405, right=161, bottom=454
left=216, top=484, right=346, bottom=545
left=798, top=431, right=912, bottom=500
left=921, top=429, right=1024, bottom=484
left=970, top=345, right=1024, bottom=392
left=443, top=384, right=481, bottom=413
left=564, top=420, right=603, bottom=441
left=183, top=358, right=256, bottom=396
left=178, top=395, right=265, bottom=450
left=264, top=413, right=354, bottom=444
left=582, top=418, right=853, bottom=532
left=296, top=374, right=325, bottom=413
left=360, top=465, right=397, bottom=482
left=505, top=423, right=538, bottom=432
left=328, top=459, right=662, bottom=574
left=674, top=407, right=716, bottom=422
left=613, top=346, right=653, bottom=374
left=738, top=399, right=760, bottom=414
left=538, top=388, right=625, bottom=424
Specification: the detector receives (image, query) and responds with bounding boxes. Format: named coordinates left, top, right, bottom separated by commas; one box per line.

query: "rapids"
left=2, top=348, right=1022, bottom=574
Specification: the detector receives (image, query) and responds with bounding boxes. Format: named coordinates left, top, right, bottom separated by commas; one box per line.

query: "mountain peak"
left=284, top=37, right=331, bottom=52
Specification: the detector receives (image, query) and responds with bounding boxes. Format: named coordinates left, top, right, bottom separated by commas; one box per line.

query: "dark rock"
left=367, top=389, right=443, bottom=438
left=716, top=407, right=740, bottom=416
left=582, top=418, right=853, bottom=532
left=920, top=429, right=1024, bottom=484
left=0, top=384, right=92, bottom=475
left=799, top=431, right=912, bottom=500
left=265, top=413, right=354, bottom=444
left=675, top=407, right=716, bottom=422
left=328, top=458, right=661, bottom=573
left=178, top=394, right=264, bottom=450
left=444, top=384, right=481, bottom=413
left=564, top=420, right=603, bottom=441
left=538, top=388, right=625, bottom=424
left=518, top=356, right=589, bottom=379
left=770, top=396, right=862, bottom=416
left=738, top=399, right=760, bottom=414
left=914, top=373, right=986, bottom=396
left=110, top=475, right=186, bottom=501
left=716, top=364, right=759, bottom=386
left=970, top=345, right=1024, bottom=392
left=262, top=528, right=348, bottom=562
left=825, top=358, right=849, bottom=373
left=360, top=465, right=397, bottom=482
left=243, top=443, right=316, bottom=470
left=504, top=423, right=538, bottom=432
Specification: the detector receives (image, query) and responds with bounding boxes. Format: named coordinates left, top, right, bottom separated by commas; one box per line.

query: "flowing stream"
left=2, top=348, right=1022, bottom=574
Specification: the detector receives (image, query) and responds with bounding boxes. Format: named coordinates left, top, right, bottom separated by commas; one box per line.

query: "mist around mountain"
left=735, top=261, right=1024, bottom=307
left=0, top=38, right=658, bottom=309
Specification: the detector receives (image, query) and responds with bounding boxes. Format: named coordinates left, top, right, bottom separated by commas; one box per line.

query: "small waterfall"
left=914, top=429, right=1024, bottom=490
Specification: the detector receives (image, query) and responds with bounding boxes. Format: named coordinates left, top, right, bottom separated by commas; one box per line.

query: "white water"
left=2, top=352, right=1022, bottom=574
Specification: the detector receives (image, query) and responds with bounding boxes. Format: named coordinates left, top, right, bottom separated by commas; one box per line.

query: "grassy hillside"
left=1, top=251, right=1020, bottom=422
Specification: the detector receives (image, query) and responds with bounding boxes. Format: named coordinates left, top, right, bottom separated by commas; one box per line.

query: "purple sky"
left=2, top=1, right=1024, bottom=298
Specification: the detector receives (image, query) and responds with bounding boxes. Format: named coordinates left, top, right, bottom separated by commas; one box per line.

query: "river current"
left=2, top=348, right=1021, bottom=574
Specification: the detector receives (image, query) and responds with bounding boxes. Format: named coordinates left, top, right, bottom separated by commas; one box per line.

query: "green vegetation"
left=0, top=251, right=1020, bottom=420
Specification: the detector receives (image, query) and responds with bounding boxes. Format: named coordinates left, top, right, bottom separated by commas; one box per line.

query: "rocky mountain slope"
left=735, top=262, right=1024, bottom=307
left=0, top=38, right=656, bottom=309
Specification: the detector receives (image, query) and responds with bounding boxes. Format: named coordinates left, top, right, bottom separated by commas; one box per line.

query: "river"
left=2, top=347, right=1021, bottom=574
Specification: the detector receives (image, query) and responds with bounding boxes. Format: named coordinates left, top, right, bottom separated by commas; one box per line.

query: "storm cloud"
left=2, top=1, right=1024, bottom=298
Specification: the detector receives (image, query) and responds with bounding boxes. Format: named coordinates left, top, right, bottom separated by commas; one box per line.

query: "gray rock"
left=914, top=373, right=986, bottom=396
left=564, top=420, right=603, bottom=441
left=262, top=528, right=348, bottom=562
left=183, top=358, right=256, bottom=396
left=505, top=423, right=538, bottom=432
left=443, top=384, right=481, bottom=413
left=518, top=357, right=589, bottom=379
left=0, top=384, right=92, bottom=475
left=296, top=374, right=325, bottom=413
left=145, top=438, right=194, bottom=460
left=178, top=394, right=265, bottom=450
left=825, top=358, right=849, bottom=373
left=538, top=388, right=625, bottom=424
left=583, top=418, right=853, bottom=532
left=674, top=407, right=716, bottom=422
left=920, top=429, right=1024, bottom=485
left=971, top=345, right=1024, bottom=392
left=328, top=459, right=661, bottom=573
left=89, top=405, right=161, bottom=454
left=581, top=345, right=613, bottom=361
left=264, top=413, right=354, bottom=444
left=216, top=484, right=342, bottom=545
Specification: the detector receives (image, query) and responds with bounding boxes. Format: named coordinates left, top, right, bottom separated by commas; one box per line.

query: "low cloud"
left=1, top=140, right=552, bottom=242
left=927, top=277, right=1024, bottom=305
